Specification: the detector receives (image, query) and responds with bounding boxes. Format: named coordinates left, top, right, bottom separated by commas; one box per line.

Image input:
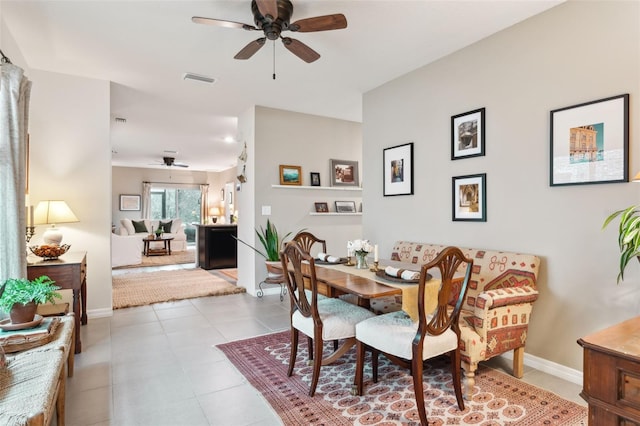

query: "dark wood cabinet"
left=578, top=316, right=640, bottom=425
left=196, top=225, right=237, bottom=270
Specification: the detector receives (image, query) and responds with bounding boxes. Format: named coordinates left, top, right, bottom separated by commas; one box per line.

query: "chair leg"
left=411, top=354, right=428, bottom=426
left=333, top=339, right=339, bottom=351
left=309, top=335, right=324, bottom=396
left=307, top=336, right=314, bottom=361
left=451, top=349, right=465, bottom=411
left=353, top=341, right=366, bottom=396
left=372, top=348, right=379, bottom=383
left=462, top=361, right=477, bottom=400
left=288, top=328, right=299, bottom=377
left=513, top=346, right=525, bottom=378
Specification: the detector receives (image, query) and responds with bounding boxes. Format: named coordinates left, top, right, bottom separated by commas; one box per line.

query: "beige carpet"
left=112, top=249, right=195, bottom=269
left=112, top=268, right=245, bottom=309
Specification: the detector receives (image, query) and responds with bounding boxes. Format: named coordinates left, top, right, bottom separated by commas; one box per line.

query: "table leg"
left=80, top=279, right=87, bottom=325
left=72, top=289, right=82, bottom=353
left=167, top=240, right=172, bottom=255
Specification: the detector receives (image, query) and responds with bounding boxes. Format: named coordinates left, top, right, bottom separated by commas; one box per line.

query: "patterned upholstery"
left=390, top=241, right=540, bottom=396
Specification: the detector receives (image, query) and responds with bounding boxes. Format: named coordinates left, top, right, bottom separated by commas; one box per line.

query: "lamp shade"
left=33, top=200, right=79, bottom=245
left=209, top=207, right=221, bottom=216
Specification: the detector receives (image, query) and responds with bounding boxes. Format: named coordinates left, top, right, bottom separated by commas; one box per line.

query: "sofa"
left=117, top=218, right=187, bottom=252
left=111, top=233, right=143, bottom=267
left=385, top=241, right=541, bottom=398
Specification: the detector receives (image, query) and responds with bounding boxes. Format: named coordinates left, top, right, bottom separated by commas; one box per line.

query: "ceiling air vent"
left=183, top=73, right=215, bottom=84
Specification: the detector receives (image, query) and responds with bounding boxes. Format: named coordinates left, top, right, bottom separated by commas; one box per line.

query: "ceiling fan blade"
left=234, top=38, right=267, bottom=60
left=289, top=14, right=347, bottom=32
left=281, top=37, right=320, bottom=63
left=173, top=163, right=189, bottom=168
left=192, top=16, right=257, bottom=31
left=255, top=0, right=278, bottom=19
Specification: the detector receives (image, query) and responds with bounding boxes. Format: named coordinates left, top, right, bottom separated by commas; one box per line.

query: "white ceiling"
left=1, top=0, right=562, bottom=172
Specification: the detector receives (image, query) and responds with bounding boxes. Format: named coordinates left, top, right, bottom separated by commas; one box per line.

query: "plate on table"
left=315, top=257, right=348, bottom=265
left=375, top=269, right=431, bottom=284
left=0, top=314, right=44, bottom=331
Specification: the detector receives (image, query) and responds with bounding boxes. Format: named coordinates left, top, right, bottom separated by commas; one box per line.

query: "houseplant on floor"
left=234, top=219, right=298, bottom=273
left=603, top=205, right=640, bottom=283
left=0, top=275, right=61, bottom=324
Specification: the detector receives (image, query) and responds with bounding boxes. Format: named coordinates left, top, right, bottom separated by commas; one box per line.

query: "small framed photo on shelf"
left=314, top=202, right=329, bottom=213
left=550, top=94, right=629, bottom=186
left=451, top=108, right=485, bottom=160
left=330, top=159, right=359, bottom=187
left=452, top=173, right=486, bottom=222
left=335, top=200, right=357, bottom=213
left=383, top=142, right=414, bottom=196
left=279, top=165, right=302, bottom=186
left=310, top=172, right=321, bottom=186
left=119, top=194, right=141, bottom=211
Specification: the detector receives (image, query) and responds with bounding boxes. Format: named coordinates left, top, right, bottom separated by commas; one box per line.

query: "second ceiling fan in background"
left=192, top=0, right=347, bottom=64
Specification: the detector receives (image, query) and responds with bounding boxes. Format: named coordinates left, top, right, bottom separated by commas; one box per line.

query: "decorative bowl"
left=29, top=244, right=70, bottom=260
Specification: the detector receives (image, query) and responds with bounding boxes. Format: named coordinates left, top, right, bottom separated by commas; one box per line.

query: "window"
left=150, top=186, right=201, bottom=242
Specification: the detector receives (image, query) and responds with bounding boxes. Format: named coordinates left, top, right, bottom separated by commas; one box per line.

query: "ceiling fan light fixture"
left=182, top=73, right=216, bottom=84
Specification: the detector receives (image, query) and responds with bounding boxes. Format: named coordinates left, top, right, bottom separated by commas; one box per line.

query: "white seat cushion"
left=292, top=298, right=375, bottom=341
left=356, top=310, right=457, bottom=360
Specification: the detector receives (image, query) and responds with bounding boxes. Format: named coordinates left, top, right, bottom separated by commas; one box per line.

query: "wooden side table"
left=578, top=316, right=640, bottom=424
left=27, top=251, right=87, bottom=353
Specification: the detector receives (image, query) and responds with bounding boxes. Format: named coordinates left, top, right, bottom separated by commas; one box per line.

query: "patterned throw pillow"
left=132, top=220, right=148, bottom=233
left=159, top=220, right=173, bottom=233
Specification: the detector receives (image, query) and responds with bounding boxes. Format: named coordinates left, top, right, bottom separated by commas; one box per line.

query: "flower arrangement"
left=348, top=239, right=373, bottom=256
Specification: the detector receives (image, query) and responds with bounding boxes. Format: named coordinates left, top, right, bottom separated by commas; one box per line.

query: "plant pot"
left=265, top=260, right=283, bottom=278
left=9, top=301, right=37, bottom=324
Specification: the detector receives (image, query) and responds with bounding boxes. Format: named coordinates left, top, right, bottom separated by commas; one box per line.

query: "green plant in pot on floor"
left=234, top=219, right=299, bottom=275
left=603, top=205, right=640, bottom=283
left=0, top=275, right=61, bottom=324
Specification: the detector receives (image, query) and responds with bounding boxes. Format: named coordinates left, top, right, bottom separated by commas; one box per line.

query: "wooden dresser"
left=578, top=316, right=640, bottom=425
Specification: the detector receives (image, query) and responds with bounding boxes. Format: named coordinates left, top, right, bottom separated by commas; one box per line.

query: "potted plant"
left=603, top=205, right=640, bottom=283
left=0, top=275, right=61, bottom=324
left=234, top=219, right=299, bottom=275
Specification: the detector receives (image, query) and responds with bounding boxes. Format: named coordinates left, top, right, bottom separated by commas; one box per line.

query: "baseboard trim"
left=500, top=350, right=583, bottom=385
left=87, top=308, right=113, bottom=318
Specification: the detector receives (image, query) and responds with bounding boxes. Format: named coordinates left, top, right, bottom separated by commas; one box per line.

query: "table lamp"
left=33, top=200, right=79, bottom=245
left=209, top=207, right=221, bottom=224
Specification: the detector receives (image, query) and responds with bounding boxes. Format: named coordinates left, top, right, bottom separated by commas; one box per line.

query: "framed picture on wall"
left=279, top=165, right=302, bottom=185
left=335, top=200, right=357, bottom=213
left=451, top=108, right=485, bottom=160
left=550, top=94, right=629, bottom=186
left=330, top=159, right=359, bottom=187
left=452, top=174, right=486, bottom=222
left=314, top=202, right=329, bottom=212
left=120, top=194, right=141, bottom=211
left=383, top=142, right=413, bottom=196
left=310, top=172, right=321, bottom=186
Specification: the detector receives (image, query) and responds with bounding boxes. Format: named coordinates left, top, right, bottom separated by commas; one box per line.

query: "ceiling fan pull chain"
left=272, top=40, right=276, bottom=80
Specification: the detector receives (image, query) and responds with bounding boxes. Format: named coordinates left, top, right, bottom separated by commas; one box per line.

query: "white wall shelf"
left=272, top=185, right=361, bottom=191
left=309, top=212, right=362, bottom=216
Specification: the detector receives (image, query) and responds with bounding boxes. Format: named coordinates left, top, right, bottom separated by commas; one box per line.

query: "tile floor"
left=61, top=264, right=585, bottom=425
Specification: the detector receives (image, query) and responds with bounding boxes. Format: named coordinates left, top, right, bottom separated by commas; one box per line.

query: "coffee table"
left=143, top=236, right=174, bottom=256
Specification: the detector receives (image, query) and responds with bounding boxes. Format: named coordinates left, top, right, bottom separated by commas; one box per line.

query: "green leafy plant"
left=0, top=276, right=62, bottom=313
left=603, top=205, right=640, bottom=283
left=235, top=219, right=296, bottom=261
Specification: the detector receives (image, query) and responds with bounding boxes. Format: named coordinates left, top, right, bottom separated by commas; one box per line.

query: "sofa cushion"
left=121, top=218, right=135, bottom=235
left=159, top=220, right=173, bottom=233
left=132, top=220, right=148, bottom=233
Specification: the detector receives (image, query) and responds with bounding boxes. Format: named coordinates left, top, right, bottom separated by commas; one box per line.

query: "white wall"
left=28, top=70, right=112, bottom=315
left=237, top=106, right=363, bottom=294
left=362, top=0, right=640, bottom=371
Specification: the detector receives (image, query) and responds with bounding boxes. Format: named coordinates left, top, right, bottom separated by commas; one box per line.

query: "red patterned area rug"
left=217, top=331, right=587, bottom=425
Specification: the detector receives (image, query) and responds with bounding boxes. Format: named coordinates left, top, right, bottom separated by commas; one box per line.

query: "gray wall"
left=362, top=0, right=640, bottom=371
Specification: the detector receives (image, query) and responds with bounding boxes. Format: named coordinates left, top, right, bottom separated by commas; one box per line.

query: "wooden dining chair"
left=353, top=246, right=473, bottom=425
left=292, top=231, right=327, bottom=256
left=280, top=241, right=376, bottom=396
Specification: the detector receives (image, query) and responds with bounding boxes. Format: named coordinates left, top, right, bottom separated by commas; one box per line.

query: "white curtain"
left=142, top=182, right=152, bottom=218
left=0, top=63, right=31, bottom=284
left=200, top=184, right=209, bottom=224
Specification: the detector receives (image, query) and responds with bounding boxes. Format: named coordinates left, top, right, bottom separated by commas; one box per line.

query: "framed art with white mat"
left=383, top=142, right=413, bottom=196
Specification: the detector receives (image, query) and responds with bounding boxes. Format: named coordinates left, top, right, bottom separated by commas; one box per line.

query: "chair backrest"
left=280, top=241, right=319, bottom=319
left=292, top=231, right=327, bottom=256
left=417, top=246, right=473, bottom=338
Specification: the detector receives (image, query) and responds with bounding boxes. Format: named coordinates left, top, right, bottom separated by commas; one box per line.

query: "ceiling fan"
left=154, top=157, right=189, bottom=168
left=192, top=0, right=347, bottom=63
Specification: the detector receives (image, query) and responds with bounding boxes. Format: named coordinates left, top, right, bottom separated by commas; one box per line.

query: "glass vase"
left=355, top=252, right=368, bottom=269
